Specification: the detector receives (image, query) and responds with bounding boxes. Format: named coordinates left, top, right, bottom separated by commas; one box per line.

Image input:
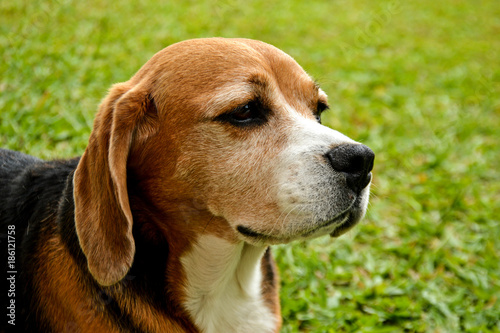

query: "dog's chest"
left=180, top=235, right=277, bottom=333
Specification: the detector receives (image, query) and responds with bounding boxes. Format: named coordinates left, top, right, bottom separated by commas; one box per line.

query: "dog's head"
left=73, top=38, right=374, bottom=286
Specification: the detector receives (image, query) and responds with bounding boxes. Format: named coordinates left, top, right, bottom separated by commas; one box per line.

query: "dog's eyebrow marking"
left=205, top=75, right=273, bottom=119
left=248, top=75, right=270, bottom=90
left=205, top=83, right=254, bottom=117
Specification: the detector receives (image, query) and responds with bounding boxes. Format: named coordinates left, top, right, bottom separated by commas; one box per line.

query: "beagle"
left=0, top=38, right=374, bottom=332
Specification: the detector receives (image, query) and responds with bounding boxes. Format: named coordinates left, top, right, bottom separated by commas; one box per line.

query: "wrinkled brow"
left=248, top=75, right=270, bottom=90
left=204, top=75, right=273, bottom=118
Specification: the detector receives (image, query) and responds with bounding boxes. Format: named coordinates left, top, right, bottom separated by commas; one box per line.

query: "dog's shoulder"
left=0, top=149, right=81, bottom=332
left=0, top=149, right=79, bottom=226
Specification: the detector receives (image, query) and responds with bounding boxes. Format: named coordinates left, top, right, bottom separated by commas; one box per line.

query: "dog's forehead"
left=133, top=38, right=321, bottom=112
left=235, top=38, right=322, bottom=108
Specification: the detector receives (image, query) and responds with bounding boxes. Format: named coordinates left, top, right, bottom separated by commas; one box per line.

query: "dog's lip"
left=236, top=209, right=353, bottom=242
left=300, top=210, right=351, bottom=238
left=236, top=225, right=283, bottom=243
left=236, top=191, right=366, bottom=242
left=315, top=211, right=350, bottom=231
left=237, top=225, right=269, bottom=239
left=329, top=213, right=357, bottom=237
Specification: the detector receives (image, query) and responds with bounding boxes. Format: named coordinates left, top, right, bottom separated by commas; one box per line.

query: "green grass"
left=1, top=0, right=499, bottom=331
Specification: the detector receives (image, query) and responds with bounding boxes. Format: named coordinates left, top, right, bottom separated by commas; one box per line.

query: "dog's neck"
left=180, top=234, right=278, bottom=333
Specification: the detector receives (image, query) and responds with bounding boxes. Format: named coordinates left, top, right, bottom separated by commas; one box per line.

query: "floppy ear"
left=73, top=82, right=158, bottom=286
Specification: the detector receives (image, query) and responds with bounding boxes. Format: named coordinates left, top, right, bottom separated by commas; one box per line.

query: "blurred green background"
left=1, top=0, right=499, bottom=332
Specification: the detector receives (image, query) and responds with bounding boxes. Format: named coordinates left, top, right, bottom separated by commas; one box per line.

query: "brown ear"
left=73, top=82, right=158, bottom=286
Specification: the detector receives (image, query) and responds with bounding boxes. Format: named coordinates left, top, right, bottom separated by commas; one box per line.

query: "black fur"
left=0, top=149, right=186, bottom=332
left=0, top=149, right=79, bottom=331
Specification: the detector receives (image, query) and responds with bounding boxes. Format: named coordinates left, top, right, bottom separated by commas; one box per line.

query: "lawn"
left=1, top=0, right=499, bottom=332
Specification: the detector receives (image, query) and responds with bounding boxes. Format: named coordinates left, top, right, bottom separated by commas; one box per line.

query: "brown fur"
left=2, top=38, right=356, bottom=332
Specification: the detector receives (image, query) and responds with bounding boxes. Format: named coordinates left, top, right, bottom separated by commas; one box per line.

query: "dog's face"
left=74, top=38, right=374, bottom=285
left=132, top=38, right=374, bottom=244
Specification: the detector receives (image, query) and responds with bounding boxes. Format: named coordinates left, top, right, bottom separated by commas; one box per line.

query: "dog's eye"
left=232, top=103, right=258, bottom=122
left=216, top=101, right=266, bottom=127
left=315, top=102, right=329, bottom=124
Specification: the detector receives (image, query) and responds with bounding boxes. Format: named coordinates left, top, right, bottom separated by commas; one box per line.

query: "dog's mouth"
left=236, top=225, right=271, bottom=240
left=328, top=212, right=359, bottom=237
left=302, top=211, right=352, bottom=237
left=236, top=206, right=361, bottom=244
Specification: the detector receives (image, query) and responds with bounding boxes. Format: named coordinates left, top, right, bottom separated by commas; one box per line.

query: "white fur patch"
left=269, top=108, right=369, bottom=237
left=180, top=235, right=277, bottom=333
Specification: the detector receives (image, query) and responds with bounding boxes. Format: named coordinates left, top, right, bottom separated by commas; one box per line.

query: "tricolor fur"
left=0, top=38, right=373, bottom=332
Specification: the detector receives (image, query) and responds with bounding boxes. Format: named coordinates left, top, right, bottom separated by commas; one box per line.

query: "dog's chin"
left=235, top=199, right=368, bottom=246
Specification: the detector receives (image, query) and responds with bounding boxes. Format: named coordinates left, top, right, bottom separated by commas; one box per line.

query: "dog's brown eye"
left=216, top=101, right=266, bottom=127
left=232, top=103, right=256, bottom=122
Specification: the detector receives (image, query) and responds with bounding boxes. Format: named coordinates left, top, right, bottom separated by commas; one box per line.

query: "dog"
left=0, top=38, right=374, bottom=332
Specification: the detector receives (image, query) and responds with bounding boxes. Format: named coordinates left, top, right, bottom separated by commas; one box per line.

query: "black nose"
left=325, top=144, right=375, bottom=194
